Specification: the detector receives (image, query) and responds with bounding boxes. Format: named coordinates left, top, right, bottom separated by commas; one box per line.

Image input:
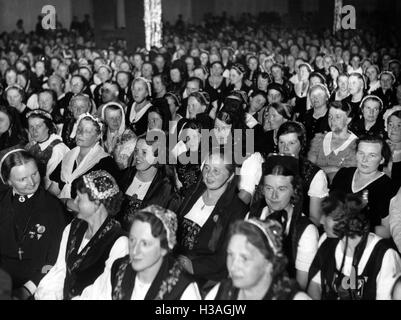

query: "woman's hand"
left=61, top=198, right=79, bottom=212
left=178, top=255, right=194, bottom=274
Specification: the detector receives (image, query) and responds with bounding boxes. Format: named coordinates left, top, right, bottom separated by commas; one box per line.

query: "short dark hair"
left=277, top=121, right=307, bottom=155
left=329, top=100, right=353, bottom=117
left=356, top=134, right=392, bottom=167
left=1, top=150, right=37, bottom=183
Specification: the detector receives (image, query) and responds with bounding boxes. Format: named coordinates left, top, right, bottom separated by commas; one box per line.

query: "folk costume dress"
left=35, top=217, right=128, bottom=300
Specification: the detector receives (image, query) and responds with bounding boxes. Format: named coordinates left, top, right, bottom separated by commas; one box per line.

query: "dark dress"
left=300, top=108, right=330, bottom=148
left=349, top=117, right=385, bottom=138
left=331, top=167, right=396, bottom=232
left=175, top=179, right=248, bottom=288
left=0, top=187, right=65, bottom=290
left=63, top=217, right=125, bottom=299
left=117, top=166, right=179, bottom=231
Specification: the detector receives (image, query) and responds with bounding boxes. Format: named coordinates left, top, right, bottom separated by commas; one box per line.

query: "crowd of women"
left=1, top=14, right=401, bottom=300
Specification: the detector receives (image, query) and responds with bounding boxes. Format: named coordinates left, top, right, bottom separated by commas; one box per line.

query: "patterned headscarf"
left=83, top=170, right=120, bottom=201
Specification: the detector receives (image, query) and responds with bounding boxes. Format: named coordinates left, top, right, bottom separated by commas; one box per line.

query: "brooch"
left=213, top=215, right=219, bottom=223
left=29, top=224, right=47, bottom=240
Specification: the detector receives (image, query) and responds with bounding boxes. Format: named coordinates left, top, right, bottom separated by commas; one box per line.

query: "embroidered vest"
left=26, top=139, right=62, bottom=177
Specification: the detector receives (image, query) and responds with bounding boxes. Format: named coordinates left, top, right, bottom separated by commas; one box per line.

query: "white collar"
left=351, top=170, right=385, bottom=193
left=13, top=190, right=34, bottom=199
left=130, top=102, right=152, bottom=123
left=323, top=131, right=357, bottom=156
left=38, top=134, right=61, bottom=151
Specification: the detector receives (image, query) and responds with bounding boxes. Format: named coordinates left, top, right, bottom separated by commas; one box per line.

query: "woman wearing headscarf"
left=75, top=205, right=201, bottom=300
left=0, top=149, right=65, bottom=299
left=35, top=170, right=128, bottom=300
left=206, top=219, right=310, bottom=300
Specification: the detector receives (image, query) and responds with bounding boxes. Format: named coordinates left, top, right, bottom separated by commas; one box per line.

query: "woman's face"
left=70, top=98, right=90, bottom=120
left=166, top=96, right=179, bottom=116
left=181, top=128, right=201, bottom=151
left=105, top=108, right=122, bottom=132
left=229, top=69, right=243, bottom=85
left=38, top=92, right=54, bottom=112
left=8, top=160, right=41, bottom=196
left=310, top=88, right=327, bottom=109
left=152, top=76, right=165, bottom=94
left=28, top=117, right=49, bottom=143
left=214, top=118, right=232, bottom=145
left=75, top=191, right=98, bottom=220
left=188, top=96, right=206, bottom=119
left=278, top=133, right=302, bottom=158
left=226, top=234, right=272, bottom=291
left=338, top=75, right=349, bottom=92
left=257, top=76, right=269, bottom=91
left=129, top=220, right=167, bottom=273
left=263, top=174, right=294, bottom=212
left=133, top=139, right=156, bottom=172
left=248, top=58, right=258, bottom=71
left=348, top=76, right=363, bottom=95
left=211, top=63, right=223, bottom=77
left=271, top=67, right=283, bottom=82
left=362, top=100, right=380, bottom=123
left=71, top=77, right=85, bottom=94
left=200, top=53, right=209, bottom=66
left=310, top=75, right=323, bottom=87
left=356, top=142, right=383, bottom=175
left=388, top=115, right=401, bottom=143
left=0, top=111, right=11, bottom=134
left=98, top=67, right=111, bottom=83
left=148, top=111, right=163, bottom=131
left=266, top=107, right=285, bottom=130
left=132, top=80, right=149, bottom=103
left=170, top=68, right=181, bottom=83
left=185, top=57, right=195, bottom=71
left=141, top=63, right=153, bottom=79
left=328, top=107, right=349, bottom=133
left=202, top=154, right=231, bottom=191
left=320, top=214, right=338, bottom=238
left=267, top=89, right=282, bottom=104
left=329, top=67, right=339, bottom=80
left=76, top=119, right=100, bottom=148
left=250, top=94, right=267, bottom=114
left=299, top=66, right=310, bottom=81
left=35, top=62, right=45, bottom=76
left=6, top=88, right=23, bottom=108
left=380, top=74, right=394, bottom=91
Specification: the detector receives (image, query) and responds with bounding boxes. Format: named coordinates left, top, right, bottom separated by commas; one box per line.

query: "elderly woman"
left=0, top=105, right=27, bottom=153
left=206, top=219, right=310, bottom=300
left=331, top=135, right=395, bottom=238
left=25, top=110, right=69, bottom=189
left=308, top=100, right=358, bottom=182
left=35, top=171, right=128, bottom=300
left=248, top=155, right=319, bottom=290
left=307, top=193, right=401, bottom=300
left=350, top=95, right=385, bottom=137
left=76, top=205, right=201, bottom=300
left=330, top=73, right=350, bottom=102
left=50, top=114, right=118, bottom=213
left=0, top=150, right=65, bottom=300
left=127, top=77, right=153, bottom=136
left=175, top=151, right=248, bottom=292
left=384, top=107, right=401, bottom=190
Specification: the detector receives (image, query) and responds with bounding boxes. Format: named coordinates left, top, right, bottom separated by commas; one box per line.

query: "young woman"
left=175, top=151, right=248, bottom=292
left=25, top=110, right=69, bottom=189
left=344, top=73, right=366, bottom=120
left=117, top=135, right=178, bottom=231
left=308, top=100, right=358, bottom=182
left=350, top=95, right=385, bottom=137
left=127, top=77, right=153, bottom=136
left=35, top=170, right=128, bottom=300
left=0, top=150, right=65, bottom=300
left=76, top=205, right=201, bottom=300
left=206, top=219, right=310, bottom=300
left=248, top=154, right=319, bottom=290
left=331, top=135, right=395, bottom=239
left=307, top=193, right=401, bottom=300
left=330, top=74, right=350, bottom=102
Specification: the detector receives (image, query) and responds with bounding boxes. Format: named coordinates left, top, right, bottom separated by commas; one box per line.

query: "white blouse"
left=184, top=197, right=215, bottom=228
left=125, top=176, right=153, bottom=200
left=34, top=224, right=129, bottom=300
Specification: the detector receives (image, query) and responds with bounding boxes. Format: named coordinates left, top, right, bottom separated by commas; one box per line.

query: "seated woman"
left=49, top=114, right=119, bottom=213
left=100, top=102, right=135, bottom=155
left=147, top=103, right=171, bottom=133
left=308, top=100, right=358, bottom=182
left=127, top=77, right=153, bottom=136
left=331, top=135, right=395, bottom=239
left=307, top=193, right=401, bottom=300
left=5, top=85, right=29, bottom=128
left=117, top=135, right=177, bottom=231
left=25, top=110, right=70, bottom=190
left=206, top=219, right=310, bottom=300
left=175, top=151, right=248, bottom=292
left=37, top=89, right=64, bottom=133
left=0, top=149, right=65, bottom=300
left=35, top=170, right=128, bottom=300
left=248, top=154, right=319, bottom=290
left=329, top=73, right=350, bottom=102
left=61, top=94, right=93, bottom=149
left=245, top=90, right=267, bottom=129
left=383, top=107, right=401, bottom=191
left=350, top=95, right=385, bottom=137
left=344, top=73, right=366, bottom=119
left=165, top=91, right=183, bottom=134
left=76, top=205, right=201, bottom=300
left=0, top=105, right=27, bottom=153
left=255, top=102, right=293, bottom=156
left=277, top=121, right=329, bottom=226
